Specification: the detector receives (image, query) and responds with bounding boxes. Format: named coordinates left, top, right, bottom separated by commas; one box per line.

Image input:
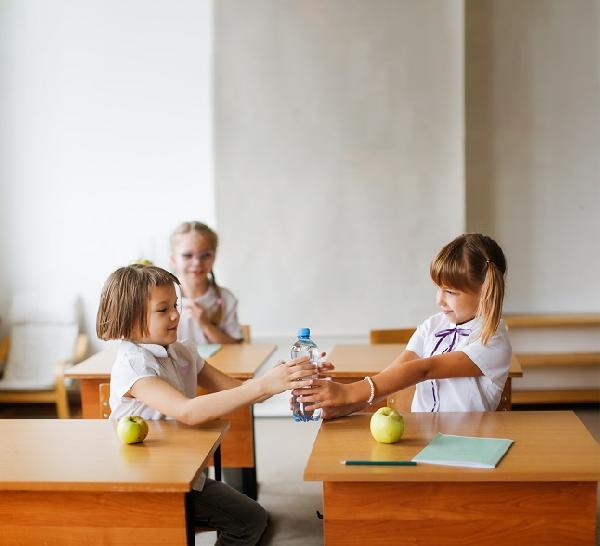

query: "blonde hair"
left=430, top=234, right=507, bottom=345
left=96, top=264, right=180, bottom=340
left=169, top=221, right=223, bottom=326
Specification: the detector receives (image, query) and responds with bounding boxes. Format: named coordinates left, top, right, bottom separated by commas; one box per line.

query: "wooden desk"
left=305, top=411, right=600, bottom=545
left=65, top=343, right=276, bottom=499
left=328, top=344, right=523, bottom=409
left=0, top=418, right=227, bottom=546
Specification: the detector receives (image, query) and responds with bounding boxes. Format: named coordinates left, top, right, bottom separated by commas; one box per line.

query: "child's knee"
left=245, top=501, right=268, bottom=543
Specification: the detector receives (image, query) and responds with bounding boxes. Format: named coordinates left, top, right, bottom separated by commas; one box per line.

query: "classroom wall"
left=213, top=0, right=465, bottom=337
left=465, top=0, right=600, bottom=313
left=1, top=1, right=598, bottom=354
left=0, top=0, right=215, bottom=349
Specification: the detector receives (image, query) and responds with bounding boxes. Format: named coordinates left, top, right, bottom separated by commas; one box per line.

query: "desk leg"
left=79, top=378, right=103, bottom=418
left=217, top=405, right=257, bottom=500
left=242, top=467, right=258, bottom=500
left=213, top=446, right=222, bottom=482
left=243, top=405, right=258, bottom=499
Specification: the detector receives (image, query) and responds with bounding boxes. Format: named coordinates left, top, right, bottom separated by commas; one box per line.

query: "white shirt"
left=109, top=339, right=206, bottom=489
left=177, top=285, right=243, bottom=345
left=406, top=313, right=512, bottom=412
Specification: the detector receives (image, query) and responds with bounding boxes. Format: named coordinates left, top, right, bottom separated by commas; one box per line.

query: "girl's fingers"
left=291, top=379, right=312, bottom=389
left=287, top=355, right=311, bottom=366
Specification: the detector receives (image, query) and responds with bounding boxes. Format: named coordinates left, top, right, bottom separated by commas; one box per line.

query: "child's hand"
left=261, top=356, right=316, bottom=396
left=321, top=404, right=359, bottom=420
left=184, top=301, right=209, bottom=326
left=316, top=356, right=334, bottom=378
left=292, top=378, right=351, bottom=411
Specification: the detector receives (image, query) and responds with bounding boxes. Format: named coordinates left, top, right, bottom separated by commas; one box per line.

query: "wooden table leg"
left=80, top=378, right=103, bottom=418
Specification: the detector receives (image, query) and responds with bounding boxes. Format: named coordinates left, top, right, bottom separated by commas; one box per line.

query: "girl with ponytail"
left=296, top=234, right=512, bottom=415
left=170, top=221, right=243, bottom=345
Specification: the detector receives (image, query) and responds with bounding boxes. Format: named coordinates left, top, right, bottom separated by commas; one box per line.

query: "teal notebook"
left=412, top=433, right=513, bottom=469
left=197, top=344, right=222, bottom=359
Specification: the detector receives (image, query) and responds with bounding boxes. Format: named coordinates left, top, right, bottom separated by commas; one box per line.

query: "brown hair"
left=96, top=264, right=180, bottom=340
left=430, top=234, right=507, bottom=345
left=169, top=221, right=223, bottom=326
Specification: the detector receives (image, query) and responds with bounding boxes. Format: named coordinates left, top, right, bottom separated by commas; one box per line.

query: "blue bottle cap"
left=297, top=327, right=311, bottom=338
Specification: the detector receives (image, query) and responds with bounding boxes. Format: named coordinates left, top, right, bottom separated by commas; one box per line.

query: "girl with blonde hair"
left=170, top=221, right=242, bottom=344
left=296, top=233, right=512, bottom=415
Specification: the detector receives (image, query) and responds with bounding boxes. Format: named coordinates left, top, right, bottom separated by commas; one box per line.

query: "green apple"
left=117, top=416, right=149, bottom=444
left=369, top=406, right=404, bottom=444
left=131, top=258, right=154, bottom=266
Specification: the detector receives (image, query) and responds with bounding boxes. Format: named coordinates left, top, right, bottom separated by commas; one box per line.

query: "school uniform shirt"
left=406, top=313, right=512, bottom=412
left=177, top=285, right=243, bottom=346
left=109, top=339, right=206, bottom=489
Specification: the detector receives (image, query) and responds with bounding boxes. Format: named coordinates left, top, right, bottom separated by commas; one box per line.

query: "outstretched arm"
left=130, top=357, right=316, bottom=425
left=298, top=350, right=482, bottom=412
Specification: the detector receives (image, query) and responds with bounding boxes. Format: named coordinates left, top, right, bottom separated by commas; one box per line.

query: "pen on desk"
left=342, top=460, right=417, bottom=466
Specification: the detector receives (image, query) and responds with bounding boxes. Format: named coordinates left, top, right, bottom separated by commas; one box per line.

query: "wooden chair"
left=241, top=324, right=251, bottom=343
left=369, top=328, right=415, bottom=345
left=99, top=382, right=111, bottom=418
left=0, top=293, right=89, bottom=418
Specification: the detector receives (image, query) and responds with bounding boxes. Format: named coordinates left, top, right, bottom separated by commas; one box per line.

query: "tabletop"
left=0, top=419, right=228, bottom=492
left=65, top=342, right=276, bottom=380
left=304, top=411, right=600, bottom=482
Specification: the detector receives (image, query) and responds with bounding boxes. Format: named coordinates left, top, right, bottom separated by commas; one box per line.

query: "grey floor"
left=197, top=406, right=600, bottom=546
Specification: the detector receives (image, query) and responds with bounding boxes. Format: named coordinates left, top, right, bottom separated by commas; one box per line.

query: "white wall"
left=0, top=0, right=215, bottom=349
left=466, top=0, right=600, bottom=313
left=2, top=1, right=598, bottom=355
left=214, top=0, right=465, bottom=337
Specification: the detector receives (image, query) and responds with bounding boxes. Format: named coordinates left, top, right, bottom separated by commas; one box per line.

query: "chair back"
left=99, top=383, right=111, bottom=418
left=2, top=292, right=79, bottom=388
left=241, top=324, right=251, bottom=343
left=369, top=328, right=415, bottom=344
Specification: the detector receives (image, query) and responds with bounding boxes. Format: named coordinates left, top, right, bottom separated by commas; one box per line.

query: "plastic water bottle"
left=290, top=328, right=320, bottom=422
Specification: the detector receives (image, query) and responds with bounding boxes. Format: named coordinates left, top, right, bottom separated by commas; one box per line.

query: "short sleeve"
left=405, top=321, right=428, bottom=357
left=111, top=353, right=158, bottom=400
left=461, top=329, right=512, bottom=386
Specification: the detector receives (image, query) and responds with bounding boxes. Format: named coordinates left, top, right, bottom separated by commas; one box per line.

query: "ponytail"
left=477, top=261, right=505, bottom=345
left=208, top=270, right=224, bottom=326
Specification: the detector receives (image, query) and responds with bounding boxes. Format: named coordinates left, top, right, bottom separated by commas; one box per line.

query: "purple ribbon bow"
left=430, top=327, right=471, bottom=356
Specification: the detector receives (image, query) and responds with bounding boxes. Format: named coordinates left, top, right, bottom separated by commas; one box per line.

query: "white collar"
left=446, top=315, right=480, bottom=329
left=122, top=339, right=172, bottom=358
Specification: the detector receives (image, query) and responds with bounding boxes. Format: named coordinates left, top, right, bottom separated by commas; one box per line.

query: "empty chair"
left=98, top=382, right=111, bottom=418
left=369, top=328, right=415, bottom=344
left=0, top=292, right=88, bottom=418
